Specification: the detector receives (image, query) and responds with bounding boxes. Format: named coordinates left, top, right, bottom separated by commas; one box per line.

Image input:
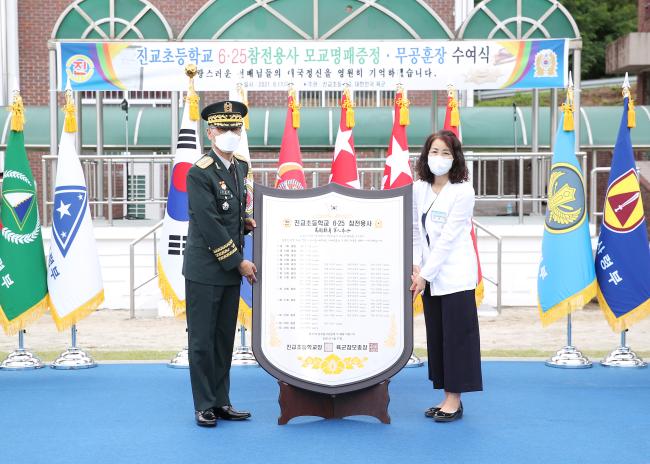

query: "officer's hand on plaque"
left=244, top=218, right=256, bottom=232
left=410, top=275, right=425, bottom=302
left=238, top=259, right=257, bottom=284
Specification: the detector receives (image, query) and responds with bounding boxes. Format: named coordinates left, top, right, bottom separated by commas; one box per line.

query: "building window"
left=82, top=90, right=172, bottom=107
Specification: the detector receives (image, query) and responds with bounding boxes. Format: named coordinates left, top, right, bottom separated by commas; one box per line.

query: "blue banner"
left=596, top=98, right=650, bottom=331
left=538, top=112, right=596, bottom=325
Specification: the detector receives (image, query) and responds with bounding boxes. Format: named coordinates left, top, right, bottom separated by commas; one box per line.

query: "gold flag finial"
left=561, top=72, right=575, bottom=131
left=238, top=83, right=250, bottom=130
left=447, top=84, right=460, bottom=128
left=622, top=72, right=635, bottom=128
left=9, top=89, right=25, bottom=132
left=343, top=86, right=355, bottom=129
left=185, top=64, right=200, bottom=121
left=63, top=87, right=77, bottom=133
left=396, top=85, right=410, bottom=126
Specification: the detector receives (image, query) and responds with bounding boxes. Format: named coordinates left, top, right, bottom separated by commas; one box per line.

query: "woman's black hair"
left=415, top=130, right=469, bottom=184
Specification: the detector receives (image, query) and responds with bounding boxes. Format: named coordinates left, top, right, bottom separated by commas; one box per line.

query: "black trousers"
left=185, top=280, right=240, bottom=412
left=422, top=285, right=483, bottom=393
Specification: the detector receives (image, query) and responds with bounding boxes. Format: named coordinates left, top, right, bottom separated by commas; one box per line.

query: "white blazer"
left=412, top=179, right=478, bottom=296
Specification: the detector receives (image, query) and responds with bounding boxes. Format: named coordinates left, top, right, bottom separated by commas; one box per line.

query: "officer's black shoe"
left=213, top=405, right=251, bottom=421
left=195, top=409, right=217, bottom=427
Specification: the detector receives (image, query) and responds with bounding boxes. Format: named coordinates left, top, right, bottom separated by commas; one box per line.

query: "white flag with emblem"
left=47, top=91, right=104, bottom=330
left=158, top=89, right=202, bottom=316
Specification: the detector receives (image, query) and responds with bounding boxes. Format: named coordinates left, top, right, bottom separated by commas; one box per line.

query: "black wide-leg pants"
left=422, top=285, right=483, bottom=393
left=185, top=279, right=240, bottom=412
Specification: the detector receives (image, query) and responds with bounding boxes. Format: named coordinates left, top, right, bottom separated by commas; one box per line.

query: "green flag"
left=0, top=125, right=49, bottom=335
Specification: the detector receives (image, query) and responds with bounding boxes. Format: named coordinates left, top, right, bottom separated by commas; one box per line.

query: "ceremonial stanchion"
left=168, top=327, right=189, bottom=368
left=545, top=314, right=592, bottom=368
left=405, top=350, right=423, bottom=368
left=601, top=330, right=647, bottom=368
left=168, top=346, right=189, bottom=368
left=232, top=325, right=258, bottom=366
left=51, top=324, right=96, bottom=369
left=0, top=330, right=44, bottom=370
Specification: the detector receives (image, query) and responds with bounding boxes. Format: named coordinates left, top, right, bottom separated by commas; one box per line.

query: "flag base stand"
left=405, top=351, right=424, bottom=368
left=232, top=325, right=258, bottom=367
left=545, top=346, right=592, bottom=369
left=601, top=346, right=647, bottom=368
left=601, top=332, right=647, bottom=368
left=51, top=326, right=96, bottom=370
left=168, top=347, right=189, bottom=369
left=0, top=331, right=44, bottom=370
left=51, top=347, right=97, bottom=370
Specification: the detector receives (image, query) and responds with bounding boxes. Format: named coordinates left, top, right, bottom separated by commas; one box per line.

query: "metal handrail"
left=129, top=220, right=163, bottom=319
left=472, top=219, right=503, bottom=313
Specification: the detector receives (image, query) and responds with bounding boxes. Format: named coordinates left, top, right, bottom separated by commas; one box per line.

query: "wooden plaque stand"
left=277, top=380, right=391, bottom=425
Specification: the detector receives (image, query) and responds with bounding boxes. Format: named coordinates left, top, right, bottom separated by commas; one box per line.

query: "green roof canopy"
left=3, top=105, right=647, bottom=150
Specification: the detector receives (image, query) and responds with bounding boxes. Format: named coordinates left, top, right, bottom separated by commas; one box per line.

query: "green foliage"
left=560, top=0, right=637, bottom=79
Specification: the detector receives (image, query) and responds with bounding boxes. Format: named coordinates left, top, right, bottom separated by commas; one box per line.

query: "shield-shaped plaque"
left=252, top=183, right=413, bottom=394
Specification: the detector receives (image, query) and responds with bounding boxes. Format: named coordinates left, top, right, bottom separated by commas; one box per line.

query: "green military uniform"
left=183, top=102, right=250, bottom=413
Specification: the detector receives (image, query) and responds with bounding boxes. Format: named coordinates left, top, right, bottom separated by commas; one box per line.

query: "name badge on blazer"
left=430, top=210, right=447, bottom=224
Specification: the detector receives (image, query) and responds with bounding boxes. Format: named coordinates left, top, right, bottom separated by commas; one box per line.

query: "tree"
left=560, top=0, right=637, bottom=79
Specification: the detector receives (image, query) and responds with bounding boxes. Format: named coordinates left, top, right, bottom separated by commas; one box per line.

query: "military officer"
left=183, top=100, right=257, bottom=427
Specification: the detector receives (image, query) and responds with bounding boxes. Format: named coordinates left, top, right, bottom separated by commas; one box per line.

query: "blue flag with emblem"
left=595, top=94, right=650, bottom=332
left=537, top=91, right=596, bottom=326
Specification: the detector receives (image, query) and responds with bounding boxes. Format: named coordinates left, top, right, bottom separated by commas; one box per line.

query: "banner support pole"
left=51, top=324, right=97, bottom=369
left=0, top=330, right=44, bottom=370
left=601, top=330, right=647, bottom=368
left=545, top=313, right=592, bottom=368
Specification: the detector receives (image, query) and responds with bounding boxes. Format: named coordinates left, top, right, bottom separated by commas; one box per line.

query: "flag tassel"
left=157, top=257, right=186, bottom=318
left=628, top=98, right=636, bottom=128
left=450, top=99, right=460, bottom=128
left=562, top=103, right=574, bottom=131
left=9, top=94, right=25, bottom=132
left=63, top=100, right=77, bottom=133
left=398, top=95, right=410, bottom=126
left=49, top=289, right=104, bottom=332
left=290, top=98, right=300, bottom=129
left=0, top=296, right=49, bottom=336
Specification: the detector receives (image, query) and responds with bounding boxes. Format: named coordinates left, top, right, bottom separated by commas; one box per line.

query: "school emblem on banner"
left=603, top=169, right=644, bottom=233
left=52, top=185, right=88, bottom=257
left=545, top=163, right=585, bottom=233
left=534, top=49, right=558, bottom=78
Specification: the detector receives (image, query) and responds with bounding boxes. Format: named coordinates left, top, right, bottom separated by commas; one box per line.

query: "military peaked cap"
left=201, top=100, right=248, bottom=128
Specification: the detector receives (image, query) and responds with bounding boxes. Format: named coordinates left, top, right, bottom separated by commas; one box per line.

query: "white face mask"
left=428, top=156, right=453, bottom=176
left=213, top=130, right=241, bottom=153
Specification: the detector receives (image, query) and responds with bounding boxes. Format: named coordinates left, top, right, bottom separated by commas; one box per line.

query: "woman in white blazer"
left=410, top=130, right=483, bottom=423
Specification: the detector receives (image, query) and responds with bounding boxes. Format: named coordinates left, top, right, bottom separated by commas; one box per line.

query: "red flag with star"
left=330, top=89, right=360, bottom=189
left=276, top=91, right=307, bottom=190
left=382, top=90, right=413, bottom=189
left=444, top=89, right=484, bottom=307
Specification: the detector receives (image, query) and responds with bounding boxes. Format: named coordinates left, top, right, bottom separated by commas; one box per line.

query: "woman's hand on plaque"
left=244, top=218, right=256, bottom=232
left=410, top=275, right=425, bottom=302
left=411, top=265, right=421, bottom=283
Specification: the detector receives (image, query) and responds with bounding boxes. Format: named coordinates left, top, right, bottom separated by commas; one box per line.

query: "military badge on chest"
left=219, top=180, right=232, bottom=211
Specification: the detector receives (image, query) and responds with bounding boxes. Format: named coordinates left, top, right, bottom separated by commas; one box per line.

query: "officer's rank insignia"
left=222, top=201, right=230, bottom=211
left=196, top=156, right=213, bottom=169
left=220, top=181, right=227, bottom=190
left=545, top=162, right=585, bottom=234
left=603, top=168, right=644, bottom=233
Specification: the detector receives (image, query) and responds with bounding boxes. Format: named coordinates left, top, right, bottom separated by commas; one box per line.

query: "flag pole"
left=0, top=330, right=44, bottom=370
left=543, top=74, right=591, bottom=369
left=51, top=324, right=97, bottom=369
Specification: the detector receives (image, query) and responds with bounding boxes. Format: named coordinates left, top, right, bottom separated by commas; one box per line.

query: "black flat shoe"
left=424, top=406, right=441, bottom=418
left=195, top=409, right=217, bottom=427
left=433, top=402, right=463, bottom=422
left=213, top=405, right=251, bottom=421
